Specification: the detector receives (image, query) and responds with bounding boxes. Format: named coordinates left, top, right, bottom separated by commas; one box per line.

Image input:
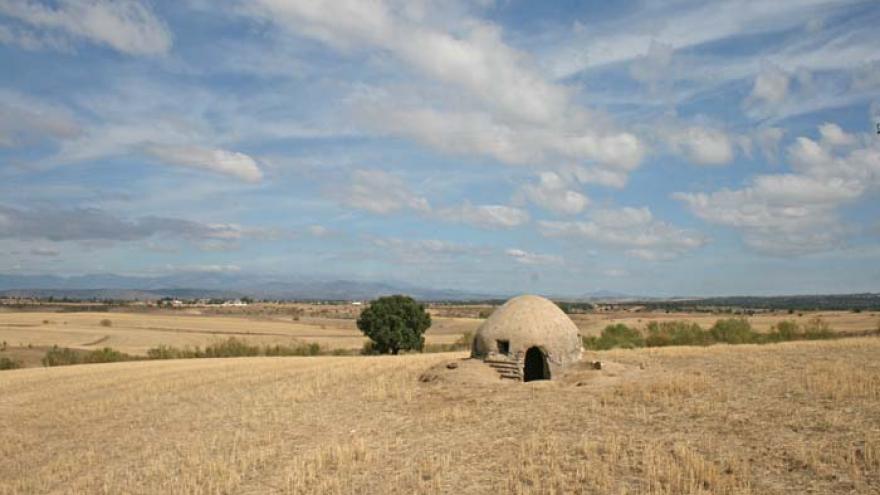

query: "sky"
left=0, top=0, right=879, bottom=297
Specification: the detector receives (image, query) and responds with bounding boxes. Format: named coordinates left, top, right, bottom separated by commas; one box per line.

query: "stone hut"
left=472, top=295, right=583, bottom=381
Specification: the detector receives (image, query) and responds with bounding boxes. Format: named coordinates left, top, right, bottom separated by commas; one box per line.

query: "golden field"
left=0, top=306, right=877, bottom=362
left=0, top=309, right=480, bottom=359
left=569, top=309, right=880, bottom=336
left=1, top=338, right=878, bottom=494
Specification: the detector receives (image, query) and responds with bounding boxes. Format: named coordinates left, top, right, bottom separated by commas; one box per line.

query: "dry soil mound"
left=419, top=357, right=643, bottom=388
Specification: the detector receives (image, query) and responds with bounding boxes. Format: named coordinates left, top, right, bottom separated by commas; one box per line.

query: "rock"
left=446, top=362, right=459, bottom=369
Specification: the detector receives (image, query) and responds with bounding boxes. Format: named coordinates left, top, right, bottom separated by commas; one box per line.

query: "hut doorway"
left=523, top=347, right=550, bottom=382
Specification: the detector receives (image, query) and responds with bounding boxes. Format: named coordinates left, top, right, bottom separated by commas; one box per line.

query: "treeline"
left=636, top=293, right=880, bottom=312
left=583, top=317, right=838, bottom=351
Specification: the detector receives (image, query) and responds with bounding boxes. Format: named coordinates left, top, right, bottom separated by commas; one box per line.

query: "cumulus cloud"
left=674, top=123, right=879, bottom=255
left=505, top=248, right=563, bottom=265
left=538, top=206, right=707, bottom=260
left=340, top=169, right=430, bottom=214
left=436, top=202, right=529, bottom=229
left=747, top=64, right=790, bottom=105
left=145, top=144, right=264, bottom=183
left=0, top=205, right=259, bottom=243
left=666, top=125, right=736, bottom=166
left=0, top=0, right=172, bottom=55
left=519, top=172, right=589, bottom=215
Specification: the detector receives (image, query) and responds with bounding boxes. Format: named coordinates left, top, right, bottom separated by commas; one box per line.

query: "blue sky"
left=0, top=0, right=878, bottom=296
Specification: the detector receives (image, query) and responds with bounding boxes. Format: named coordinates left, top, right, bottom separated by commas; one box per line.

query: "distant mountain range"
left=0, top=273, right=506, bottom=301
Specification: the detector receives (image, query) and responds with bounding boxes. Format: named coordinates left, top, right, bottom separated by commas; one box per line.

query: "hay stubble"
left=1, top=339, right=879, bottom=494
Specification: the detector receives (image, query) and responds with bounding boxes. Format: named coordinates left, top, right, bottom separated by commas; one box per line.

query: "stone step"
left=485, top=359, right=520, bottom=365
left=487, top=361, right=520, bottom=368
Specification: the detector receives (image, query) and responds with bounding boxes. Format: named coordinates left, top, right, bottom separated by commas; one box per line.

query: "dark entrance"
left=523, top=347, right=550, bottom=382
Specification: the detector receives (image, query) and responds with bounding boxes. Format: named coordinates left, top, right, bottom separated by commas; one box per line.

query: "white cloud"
left=241, top=0, right=645, bottom=179
left=30, top=246, right=60, bottom=256
left=436, top=202, right=529, bottom=229
left=747, top=64, right=790, bottom=105
left=0, top=0, right=172, bottom=55
left=754, top=127, right=785, bottom=161
left=520, top=172, right=589, bottom=215
left=818, top=122, right=856, bottom=147
left=675, top=123, right=880, bottom=255
left=341, top=169, right=430, bottom=214
left=505, top=248, right=563, bottom=266
left=164, top=264, right=241, bottom=273
left=538, top=206, right=707, bottom=260
left=307, top=225, right=330, bottom=237
left=368, top=236, right=492, bottom=265
left=628, top=41, right=676, bottom=95
left=603, top=268, right=628, bottom=278
left=0, top=90, right=79, bottom=147
left=667, top=126, right=735, bottom=166
left=145, top=145, right=263, bottom=183
left=545, top=0, right=865, bottom=78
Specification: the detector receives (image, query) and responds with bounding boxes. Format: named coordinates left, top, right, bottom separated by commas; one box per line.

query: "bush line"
left=583, top=317, right=836, bottom=351
left=34, top=332, right=476, bottom=369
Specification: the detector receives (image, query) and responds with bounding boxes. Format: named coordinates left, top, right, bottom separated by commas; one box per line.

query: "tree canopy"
left=356, top=295, right=431, bottom=354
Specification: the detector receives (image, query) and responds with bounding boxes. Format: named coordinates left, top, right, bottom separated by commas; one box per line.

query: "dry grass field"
left=0, top=310, right=482, bottom=358
left=571, top=310, right=880, bottom=336
left=1, top=306, right=877, bottom=364
left=2, top=338, right=878, bottom=494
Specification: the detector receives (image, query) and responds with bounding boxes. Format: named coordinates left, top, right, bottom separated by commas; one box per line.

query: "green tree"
left=356, top=295, right=431, bottom=354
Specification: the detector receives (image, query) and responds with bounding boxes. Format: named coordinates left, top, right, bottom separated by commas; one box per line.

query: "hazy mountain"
left=0, top=273, right=501, bottom=301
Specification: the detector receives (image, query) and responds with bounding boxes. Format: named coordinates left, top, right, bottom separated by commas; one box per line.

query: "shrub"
left=360, top=340, right=379, bottom=355
left=201, top=338, right=260, bottom=358
left=710, top=318, right=755, bottom=344
left=645, top=321, right=712, bottom=347
left=264, top=342, right=322, bottom=356
left=584, top=324, right=645, bottom=350
left=99, top=319, right=112, bottom=327
left=0, top=357, right=22, bottom=370
left=42, top=346, right=82, bottom=367
left=147, top=339, right=326, bottom=359
left=768, top=320, right=802, bottom=342
left=802, top=317, right=833, bottom=339
left=146, top=345, right=190, bottom=360
left=83, top=347, right=131, bottom=364
left=356, top=295, right=431, bottom=354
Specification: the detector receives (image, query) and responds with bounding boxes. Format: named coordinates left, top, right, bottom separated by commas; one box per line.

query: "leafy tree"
left=356, top=295, right=431, bottom=354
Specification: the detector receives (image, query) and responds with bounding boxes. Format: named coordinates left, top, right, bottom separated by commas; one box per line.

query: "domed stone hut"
left=472, top=295, right=583, bottom=381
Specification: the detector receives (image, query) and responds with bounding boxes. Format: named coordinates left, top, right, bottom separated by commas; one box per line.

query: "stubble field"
left=1, top=337, right=879, bottom=494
